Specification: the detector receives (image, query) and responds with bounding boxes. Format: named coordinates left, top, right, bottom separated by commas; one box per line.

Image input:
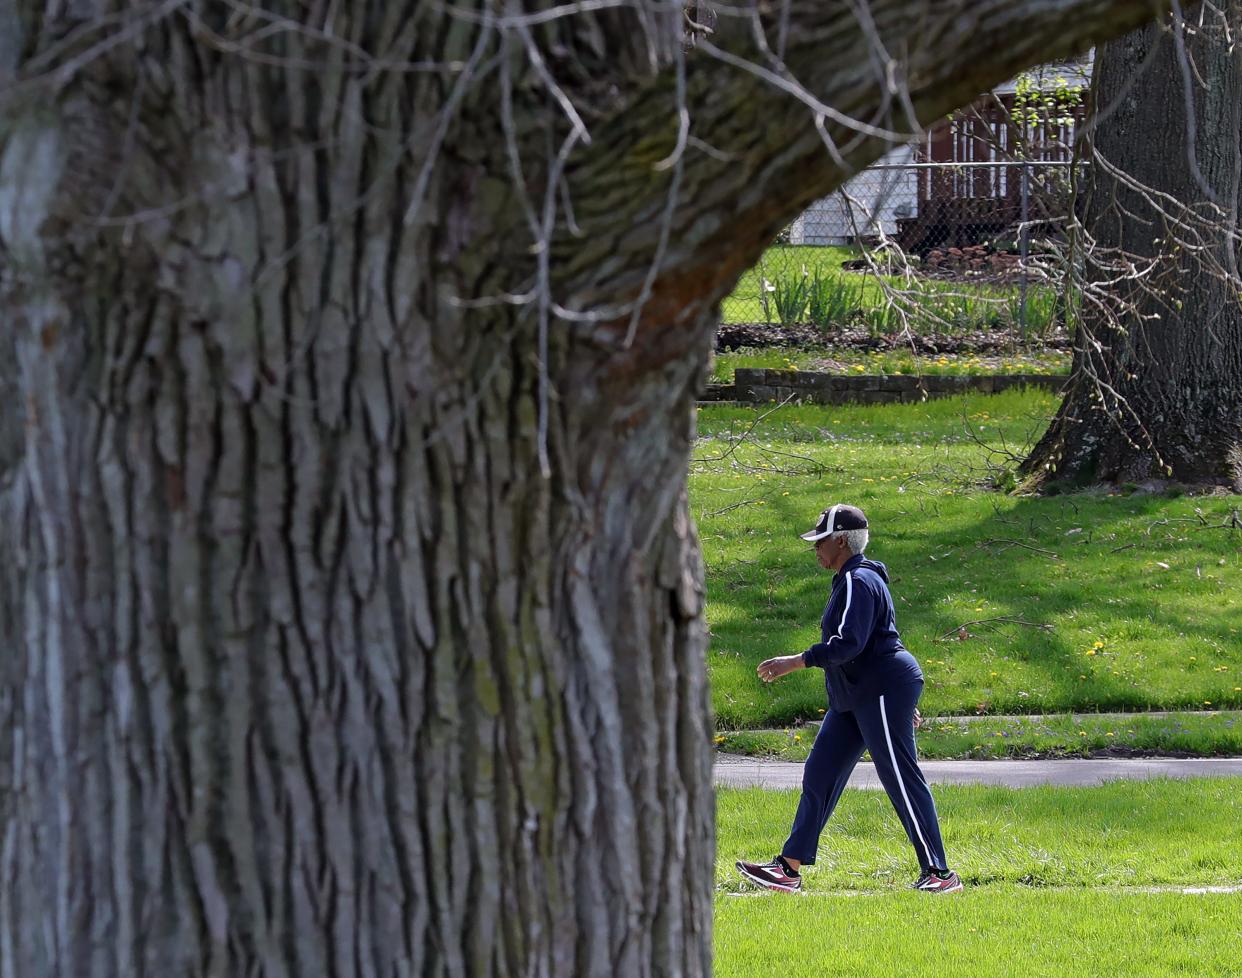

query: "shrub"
left=863, top=304, right=899, bottom=336
left=1005, top=287, right=1060, bottom=337
left=771, top=269, right=810, bottom=325
left=806, top=273, right=861, bottom=330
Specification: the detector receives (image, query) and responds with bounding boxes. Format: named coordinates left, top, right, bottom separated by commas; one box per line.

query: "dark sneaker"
left=736, top=856, right=802, bottom=892
left=913, top=869, right=964, bottom=894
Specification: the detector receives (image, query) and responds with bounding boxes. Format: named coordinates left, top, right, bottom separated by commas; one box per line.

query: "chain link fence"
left=723, top=160, right=1080, bottom=340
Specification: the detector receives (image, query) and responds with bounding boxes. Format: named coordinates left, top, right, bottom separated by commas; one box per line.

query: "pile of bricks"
left=922, top=245, right=1022, bottom=282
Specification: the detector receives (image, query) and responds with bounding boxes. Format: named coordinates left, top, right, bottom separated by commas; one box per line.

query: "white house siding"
left=789, top=144, right=918, bottom=245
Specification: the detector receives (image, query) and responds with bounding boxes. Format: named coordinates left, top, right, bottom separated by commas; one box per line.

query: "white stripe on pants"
left=879, top=693, right=934, bottom=869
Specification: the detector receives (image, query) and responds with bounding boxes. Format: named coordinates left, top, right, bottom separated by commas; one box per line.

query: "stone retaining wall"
left=701, top=369, right=1065, bottom=405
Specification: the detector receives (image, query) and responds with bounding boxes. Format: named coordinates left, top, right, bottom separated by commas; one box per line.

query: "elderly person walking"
left=736, top=504, right=963, bottom=894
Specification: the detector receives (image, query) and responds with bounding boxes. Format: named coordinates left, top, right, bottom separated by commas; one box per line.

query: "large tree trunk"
left=0, top=2, right=1169, bottom=975
left=1022, top=3, right=1242, bottom=488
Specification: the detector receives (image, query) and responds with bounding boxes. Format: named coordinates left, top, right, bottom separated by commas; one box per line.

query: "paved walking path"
left=715, top=753, right=1242, bottom=789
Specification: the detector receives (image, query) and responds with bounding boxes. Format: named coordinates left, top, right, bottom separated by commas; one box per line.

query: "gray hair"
left=833, top=528, right=869, bottom=555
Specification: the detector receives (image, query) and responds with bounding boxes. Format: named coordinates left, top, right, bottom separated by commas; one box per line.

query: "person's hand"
left=757, top=655, right=804, bottom=683
left=913, top=708, right=923, bottom=730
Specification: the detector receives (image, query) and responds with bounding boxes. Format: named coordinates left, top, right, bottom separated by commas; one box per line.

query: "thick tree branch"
left=551, top=0, right=1172, bottom=361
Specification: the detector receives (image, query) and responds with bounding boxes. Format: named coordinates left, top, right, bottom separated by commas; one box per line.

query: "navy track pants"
left=782, top=681, right=948, bottom=872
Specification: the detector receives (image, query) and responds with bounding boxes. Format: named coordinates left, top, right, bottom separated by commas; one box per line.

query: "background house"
left=788, top=57, right=1091, bottom=251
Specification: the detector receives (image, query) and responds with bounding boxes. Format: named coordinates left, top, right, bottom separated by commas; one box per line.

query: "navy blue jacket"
left=801, top=553, right=923, bottom=710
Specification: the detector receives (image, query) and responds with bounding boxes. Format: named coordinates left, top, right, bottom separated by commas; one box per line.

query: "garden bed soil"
left=716, top=321, right=1072, bottom=355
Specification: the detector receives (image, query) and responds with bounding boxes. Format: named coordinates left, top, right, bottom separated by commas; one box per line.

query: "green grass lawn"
left=718, top=710, right=1242, bottom=761
left=717, top=780, right=1242, bottom=891
left=710, top=347, right=1071, bottom=384
left=716, top=889, right=1241, bottom=978
left=715, top=780, right=1242, bottom=976
left=692, top=389, right=1242, bottom=730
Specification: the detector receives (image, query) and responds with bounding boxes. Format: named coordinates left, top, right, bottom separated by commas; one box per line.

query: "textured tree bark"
left=0, top=1, right=1167, bottom=976
left=1022, top=4, right=1242, bottom=488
